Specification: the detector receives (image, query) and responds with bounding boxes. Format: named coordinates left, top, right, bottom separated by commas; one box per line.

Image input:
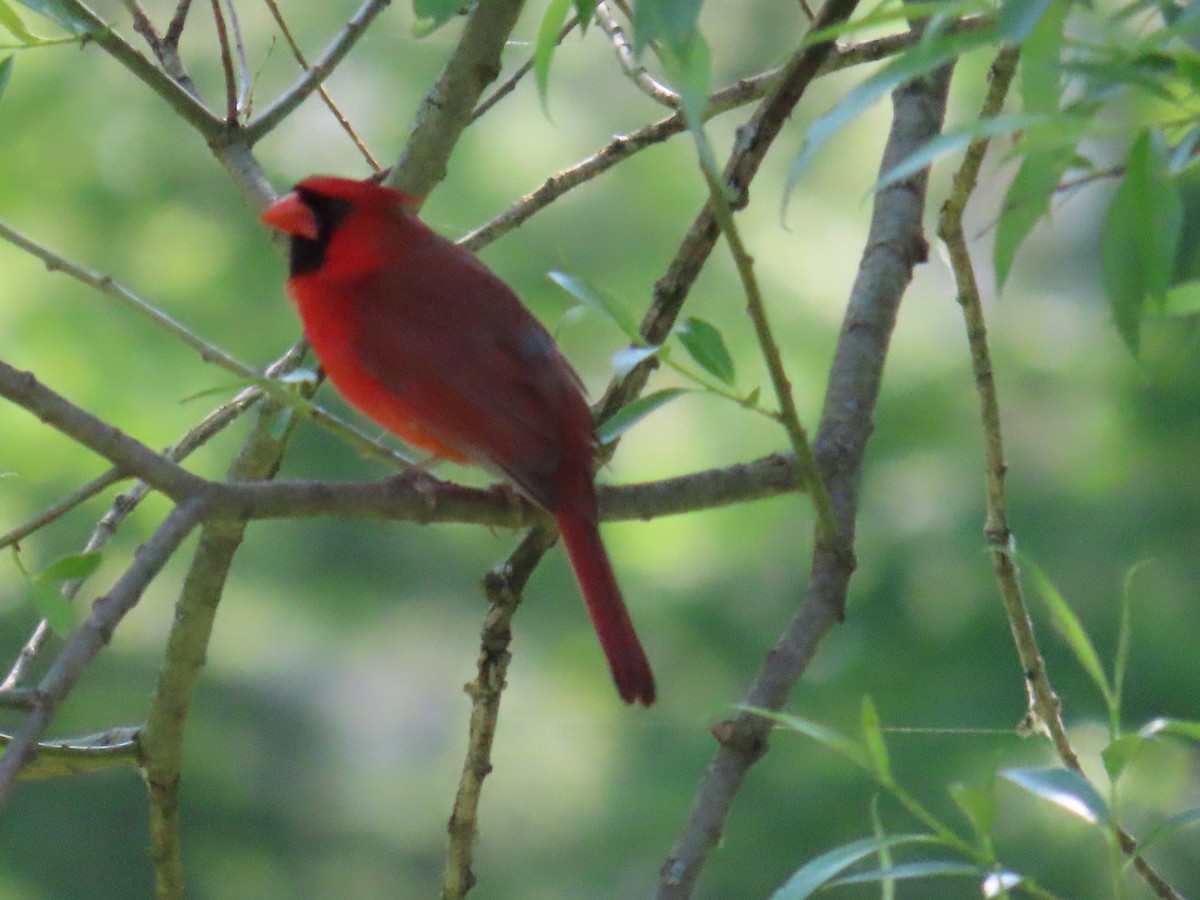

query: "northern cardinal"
left=261, top=176, right=655, bottom=705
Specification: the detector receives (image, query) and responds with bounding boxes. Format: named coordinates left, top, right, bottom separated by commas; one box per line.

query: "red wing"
left=349, top=236, right=590, bottom=510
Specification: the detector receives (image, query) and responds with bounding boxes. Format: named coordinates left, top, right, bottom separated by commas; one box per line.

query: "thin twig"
left=595, top=3, right=680, bottom=108
left=470, top=16, right=580, bottom=122
left=244, top=0, right=396, bottom=143
left=0, top=498, right=209, bottom=809
left=935, top=46, right=1182, bottom=900
left=208, top=0, right=238, bottom=121
left=260, top=0, right=381, bottom=170
left=164, top=0, right=193, bottom=48
left=0, top=468, right=127, bottom=552
left=223, top=0, right=251, bottom=115
left=123, top=0, right=202, bottom=99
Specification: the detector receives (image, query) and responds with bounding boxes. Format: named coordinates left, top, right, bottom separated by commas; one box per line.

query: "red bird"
left=261, top=176, right=655, bottom=705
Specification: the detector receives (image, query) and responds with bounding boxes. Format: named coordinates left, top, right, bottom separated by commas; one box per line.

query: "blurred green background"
left=1, top=2, right=1198, bottom=898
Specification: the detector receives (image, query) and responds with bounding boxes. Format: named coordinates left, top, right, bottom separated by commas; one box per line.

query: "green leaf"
left=659, top=30, right=711, bottom=128
left=830, top=859, right=985, bottom=887
left=571, top=0, right=595, bottom=29
left=675, top=316, right=734, bottom=385
left=1018, top=0, right=1066, bottom=115
left=411, top=0, right=463, bottom=35
left=874, top=113, right=1053, bottom=196
left=786, top=26, right=995, bottom=205
left=36, top=550, right=102, bottom=583
left=12, top=0, right=90, bottom=34
left=860, top=696, right=891, bottom=782
left=1021, top=555, right=1114, bottom=709
left=632, top=0, right=704, bottom=54
left=534, top=0, right=573, bottom=113
left=611, top=345, right=662, bottom=377
left=548, top=270, right=641, bottom=340
left=1002, top=767, right=1111, bottom=826
left=1140, top=717, right=1200, bottom=741
left=994, top=146, right=1075, bottom=291
left=1113, top=560, right=1151, bottom=716
left=1163, top=280, right=1200, bottom=316
left=949, top=782, right=997, bottom=838
left=1101, top=129, right=1183, bottom=353
left=29, top=581, right=74, bottom=635
left=770, top=834, right=939, bottom=900
left=0, top=54, right=11, bottom=100
left=997, top=0, right=1055, bottom=43
left=1101, top=734, right=1145, bottom=783
left=596, top=388, right=688, bottom=444
left=0, top=0, right=39, bottom=43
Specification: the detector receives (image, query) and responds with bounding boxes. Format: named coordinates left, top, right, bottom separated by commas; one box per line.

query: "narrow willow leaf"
left=860, top=697, right=891, bottom=782
left=995, top=147, right=1074, bottom=291
left=0, top=55, right=11, bottom=100
left=785, top=26, right=995, bottom=207
left=675, top=317, right=734, bottom=385
left=1002, top=767, right=1111, bottom=826
left=631, top=0, right=704, bottom=54
left=949, top=782, right=997, bottom=838
left=749, top=708, right=869, bottom=769
left=547, top=270, right=641, bottom=340
left=1101, top=129, right=1182, bottom=353
left=0, top=0, right=40, bottom=43
left=1022, top=554, right=1114, bottom=707
left=596, top=388, right=688, bottom=444
left=830, top=859, right=983, bottom=887
left=770, top=834, right=938, bottom=900
left=571, top=0, right=595, bottom=30
left=997, top=0, right=1055, bottom=43
left=534, top=0, right=573, bottom=112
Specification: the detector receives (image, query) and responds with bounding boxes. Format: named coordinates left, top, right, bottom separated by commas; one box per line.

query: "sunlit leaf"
left=1139, top=717, right=1200, bottom=741
left=675, top=316, right=734, bottom=385
left=770, top=834, right=939, bottom=900
left=1163, top=280, right=1200, bottom=316
left=596, top=388, right=688, bottom=444
left=1002, top=767, right=1111, bottom=826
left=0, top=0, right=39, bottom=43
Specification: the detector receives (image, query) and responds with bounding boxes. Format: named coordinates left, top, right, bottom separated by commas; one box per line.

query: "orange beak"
left=260, top=192, right=318, bottom=239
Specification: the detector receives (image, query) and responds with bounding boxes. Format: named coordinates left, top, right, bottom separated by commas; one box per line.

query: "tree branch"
left=657, top=42, right=952, bottom=900
left=387, top=0, right=526, bottom=196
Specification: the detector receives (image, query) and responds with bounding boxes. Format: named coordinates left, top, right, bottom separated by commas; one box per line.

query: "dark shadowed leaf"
left=0, top=55, right=11, bottom=100
left=675, top=316, right=734, bottom=384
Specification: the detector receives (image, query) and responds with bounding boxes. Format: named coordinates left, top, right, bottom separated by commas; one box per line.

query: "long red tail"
left=555, top=508, right=656, bottom=705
